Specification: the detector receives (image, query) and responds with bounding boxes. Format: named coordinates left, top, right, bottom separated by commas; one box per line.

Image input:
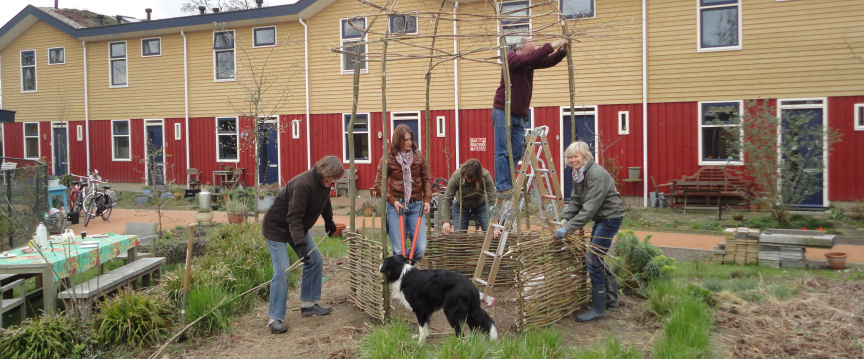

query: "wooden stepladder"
left=473, top=126, right=566, bottom=305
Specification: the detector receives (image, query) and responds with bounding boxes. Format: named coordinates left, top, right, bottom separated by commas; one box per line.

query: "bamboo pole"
left=181, top=223, right=197, bottom=326
left=424, top=0, right=448, bottom=238
left=560, top=17, right=578, bottom=143
left=379, top=38, right=391, bottom=321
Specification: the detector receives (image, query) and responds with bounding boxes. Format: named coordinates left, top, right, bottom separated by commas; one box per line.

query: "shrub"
left=154, top=238, right=207, bottom=265
left=610, top=230, right=676, bottom=295
left=0, top=315, right=86, bottom=359
left=94, top=289, right=174, bottom=349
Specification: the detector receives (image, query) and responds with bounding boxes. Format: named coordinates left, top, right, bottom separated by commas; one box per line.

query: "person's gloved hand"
left=324, top=217, right=337, bottom=237
left=554, top=228, right=567, bottom=239
left=295, top=244, right=309, bottom=262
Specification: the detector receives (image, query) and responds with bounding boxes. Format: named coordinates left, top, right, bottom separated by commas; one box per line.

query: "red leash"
left=408, top=215, right=423, bottom=262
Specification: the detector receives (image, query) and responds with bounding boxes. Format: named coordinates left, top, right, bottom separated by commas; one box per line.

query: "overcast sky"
left=0, top=1, right=297, bottom=29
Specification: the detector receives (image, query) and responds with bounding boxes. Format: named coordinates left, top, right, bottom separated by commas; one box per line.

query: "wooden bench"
left=1, top=276, right=26, bottom=328
left=669, top=167, right=752, bottom=210
left=58, top=257, right=165, bottom=317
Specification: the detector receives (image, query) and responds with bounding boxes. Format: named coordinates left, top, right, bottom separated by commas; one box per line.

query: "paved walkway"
left=74, top=208, right=864, bottom=264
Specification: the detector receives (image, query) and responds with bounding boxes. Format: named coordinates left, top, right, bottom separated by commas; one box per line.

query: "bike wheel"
left=100, top=196, right=113, bottom=221
left=82, top=194, right=97, bottom=227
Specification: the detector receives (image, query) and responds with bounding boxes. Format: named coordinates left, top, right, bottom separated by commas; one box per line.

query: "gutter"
left=182, top=30, right=190, bottom=188
left=82, top=40, right=90, bottom=171
left=453, top=0, right=460, bottom=165
left=641, top=0, right=648, bottom=207
left=299, top=17, right=311, bottom=169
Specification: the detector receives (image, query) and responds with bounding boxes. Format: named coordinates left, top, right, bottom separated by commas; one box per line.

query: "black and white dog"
left=379, top=255, right=498, bottom=343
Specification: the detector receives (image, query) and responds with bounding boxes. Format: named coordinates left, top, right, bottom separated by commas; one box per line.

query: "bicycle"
left=78, top=170, right=116, bottom=227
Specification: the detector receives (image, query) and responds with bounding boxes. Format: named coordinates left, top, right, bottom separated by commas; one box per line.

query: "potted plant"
left=225, top=198, right=247, bottom=224
left=195, top=208, right=214, bottom=225
left=627, top=167, right=641, bottom=180
left=257, top=183, right=281, bottom=211
left=825, top=252, right=847, bottom=270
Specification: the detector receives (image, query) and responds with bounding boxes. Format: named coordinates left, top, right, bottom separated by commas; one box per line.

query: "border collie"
left=379, top=255, right=498, bottom=343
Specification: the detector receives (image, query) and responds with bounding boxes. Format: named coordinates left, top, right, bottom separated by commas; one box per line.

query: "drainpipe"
left=641, top=0, right=648, bottom=208
left=453, top=1, right=460, bottom=165
left=82, top=40, right=90, bottom=172
left=182, top=30, right=190, bottom=187
left=299, top=17, right=311, bottom=169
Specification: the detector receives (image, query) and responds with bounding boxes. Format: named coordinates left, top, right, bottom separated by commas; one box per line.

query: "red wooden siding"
left=68, top=121, right=88, bottom=176
left=458, top=108, right=496, bottom=178
left=280, top=114, right=308, bottom=185
left=39, top=122, right=52, bottom=172
left=647, top=102, right=701, bottom=187
left=188, top=117, right=254, bottom=187
left=88, top=119, right=144, bottom=183
left=3, top=122, right=23, bottom=158
left=164, top=118, right=188, bottom=185
left=309, top=112, right=385, bottom=190
left=598, top=104, right=644, bottom=196
left=828, top=96, right=864, bottom=201
left=425, top=110, right=458, bottom=179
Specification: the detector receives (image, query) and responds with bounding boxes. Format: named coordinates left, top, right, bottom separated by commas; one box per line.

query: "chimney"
left=97, top=14, right=104, bottom=25
left=54, top=0, right=58, bottom=9
left=115, top=15, right=122, bottom=23
left=212, top=7, right=220, bottom=13
left=145, top=8, right=152, bottom=20
left=256, top=0, right=263, bottom=8
left=198, top=5, right=206, bottom=14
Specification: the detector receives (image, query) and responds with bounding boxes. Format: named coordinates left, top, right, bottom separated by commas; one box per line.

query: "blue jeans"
left=450, top=202, right=490, bottom=232
left=586, top=218, right=623, bottom=291
left=493, top=107, right=529, bottom=191
left=385, top=201, right=427, bottom=260
left=267, top=233, right=323, bottom=321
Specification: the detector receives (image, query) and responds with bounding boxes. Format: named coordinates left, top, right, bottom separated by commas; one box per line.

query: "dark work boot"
left=301, top=304, right=332, bottom=317
left=576, top=285, right=606, bottom=323
left=606, top=279, right=619, bottom=310
left=269, top=319, right=287, bottom=334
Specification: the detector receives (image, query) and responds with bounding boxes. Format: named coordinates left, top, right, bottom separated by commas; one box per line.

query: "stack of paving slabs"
left=758, top=229, right=837, bottom=268
left=720, top=227, right=761, bottom=264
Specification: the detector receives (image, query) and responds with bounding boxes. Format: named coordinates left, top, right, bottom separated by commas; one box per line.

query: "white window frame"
left=23, top=122, right=39, bottom=159
left=390, top=111, right=422, bottom=149
left=854, top=104, right=864, bottom=131
left=76, top=124, right=83, bottom=141
left=213, top=30, right=237, bottom=81
left=618, top=110, right=630, bottom=135
left=216, top=117, right=239, bottom=162
left=20, top=49, right=37, bottom=93
left=342, top=112, right=372, bottom=164
left=109, top=41, right=128, bottom=88
left=698, top=100, right=743, bottom=166
left=560, top=0, right=596, bottom=19
left=436, top=115, right=446, bottom=137
left=111, top=119, right=131, bottom=161
left=499, top=0, right=532, bottom=52
left=340, top=17, right=368, bottom=75
left=174, top=123, right=182, bottom=140
left=697, top=0, right=742, bottom=52
left=388, top=13, right=418, bottom=35
left=48, top=47, right=65, bottom=65
left=253, top=26, right=277, bottom=48
left=141, top=37, right=161, bottom=57
left=291, top=119, right=301, bottom=139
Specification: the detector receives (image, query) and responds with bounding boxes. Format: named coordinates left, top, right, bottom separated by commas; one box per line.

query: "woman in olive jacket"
left=373, top=124, right=432, bottom=262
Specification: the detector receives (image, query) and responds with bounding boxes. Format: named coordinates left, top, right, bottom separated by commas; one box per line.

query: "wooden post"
left=181, top=222, right=198, bottom=325
left=560, top=19, right=578, bottom=145
left=379, top=38, right=391, bottom=321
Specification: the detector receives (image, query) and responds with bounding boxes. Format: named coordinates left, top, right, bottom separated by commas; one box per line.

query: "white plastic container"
left=36, top=222, right=49, bottom=248
left=199, top=189, right=211, bottom=210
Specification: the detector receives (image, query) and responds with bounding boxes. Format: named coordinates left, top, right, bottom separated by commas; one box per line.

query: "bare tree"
left=180, top=0, right=263, bottom=14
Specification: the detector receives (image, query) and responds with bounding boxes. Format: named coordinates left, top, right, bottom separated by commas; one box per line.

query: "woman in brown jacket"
left=374, top=124, right=432, bottom=262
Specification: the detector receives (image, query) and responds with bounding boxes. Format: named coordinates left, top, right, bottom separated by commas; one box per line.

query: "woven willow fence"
left=345, top=230, right=387, bottom=322
left=517, top=229, right=589, bottom=328
left=423, top=232, right=518, bottom=286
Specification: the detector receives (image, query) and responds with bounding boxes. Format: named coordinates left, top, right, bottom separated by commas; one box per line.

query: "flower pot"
left=825, top=252, right=847, bottom=270
left=627, top=167, right=641, bottom=180
left=195, top=211, right=214, bottom=225
left=333, top=223, right=347, bottom=237
left=257, top=196, right=276, bottom=211
left=227, top=213, right=245, bottom=224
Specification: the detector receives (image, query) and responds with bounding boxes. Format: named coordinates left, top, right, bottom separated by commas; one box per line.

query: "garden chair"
left=186, top=168, right=201, bottom=190
left=222, top=168, right=244, bottom=189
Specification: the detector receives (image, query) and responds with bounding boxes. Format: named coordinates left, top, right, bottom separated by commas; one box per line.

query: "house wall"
left=828, top=96, right=864, bottom=201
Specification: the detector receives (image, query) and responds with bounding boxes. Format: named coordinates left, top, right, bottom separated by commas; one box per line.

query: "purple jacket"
left=492, top=43, right=567, bottom=117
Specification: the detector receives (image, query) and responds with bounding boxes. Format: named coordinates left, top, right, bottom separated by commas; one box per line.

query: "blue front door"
left=561, top=111, right=596, bottom=201
left=392, top=114, right=421, bottom=149
left=52, top=125, right=68, bottom=176
left=146, top=125, right=164, bottom=186
left=258, top=121, right=278, bottom=184
left=781, top=106, right=824, bottom=209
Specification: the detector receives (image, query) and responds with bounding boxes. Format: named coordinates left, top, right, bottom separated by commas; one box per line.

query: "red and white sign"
left=470, top=138, right=486, bottom=152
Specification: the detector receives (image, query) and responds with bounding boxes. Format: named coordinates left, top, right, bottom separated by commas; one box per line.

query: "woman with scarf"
left=374, top=124, right=432, bottom=262
left=555, top=141, right=625, bottom=323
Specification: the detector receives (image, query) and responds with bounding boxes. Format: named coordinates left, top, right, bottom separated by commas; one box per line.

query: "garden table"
left=0, top=233, right=140, bottom=315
